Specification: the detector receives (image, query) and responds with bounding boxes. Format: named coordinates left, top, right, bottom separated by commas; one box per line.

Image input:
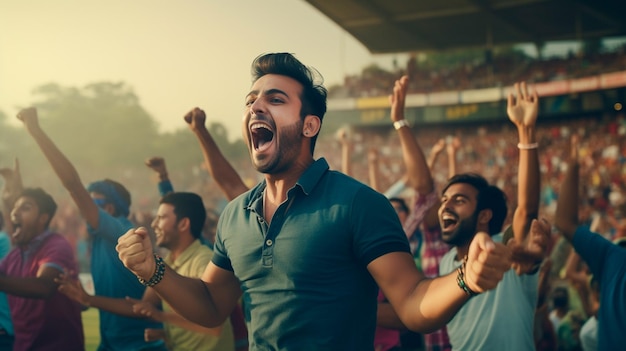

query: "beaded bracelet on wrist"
left=456, top=256, right=479, bottom=297
left=137, top=253, right=165, bottom=287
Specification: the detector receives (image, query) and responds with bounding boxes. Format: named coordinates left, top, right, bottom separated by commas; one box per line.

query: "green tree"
left=0, top=110, right=13, bottom=157
left=1, top=82, right=162, bottom=204
left=151, top=121, right=247, bottom=172
left=30, top=82, right=159, bottom=170
left=3, top=80, right=250, bottom=212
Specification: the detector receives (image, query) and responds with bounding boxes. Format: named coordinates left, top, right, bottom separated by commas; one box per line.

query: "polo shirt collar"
left=165, top=239, right=203, bottom=269
left=296, top=158, right=329, bottom=196
left=245, top=157, right=330, bottom=212
left=20, top=230, right=54, bottom=260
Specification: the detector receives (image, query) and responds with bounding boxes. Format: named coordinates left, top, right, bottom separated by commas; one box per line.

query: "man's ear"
left=177, top=217, right=190, bottom=233
left=478, top=209, right=493, bottom=225
left=302, top=115, right=321, bottom=137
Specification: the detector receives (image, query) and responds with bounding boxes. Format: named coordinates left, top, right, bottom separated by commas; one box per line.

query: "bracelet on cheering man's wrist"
left=393, top=119, right=410, bottom=130
left=456, top=256, right=479, bottom=297
left=517, top=142, right=539, bottom=150
left=138, top=253, right=165, bottom=287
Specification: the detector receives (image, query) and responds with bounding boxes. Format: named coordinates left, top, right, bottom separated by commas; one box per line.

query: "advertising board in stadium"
left=325, top=71, right=626, bottom=128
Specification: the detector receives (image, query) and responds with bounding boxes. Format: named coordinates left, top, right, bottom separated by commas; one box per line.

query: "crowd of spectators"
left=24, top=46, right=625, bottom=350
left=45, top=110, right=626, bottom=286
left=330, top=44, right=626, bottom=99
left=319, top=113, right=626, bottom=234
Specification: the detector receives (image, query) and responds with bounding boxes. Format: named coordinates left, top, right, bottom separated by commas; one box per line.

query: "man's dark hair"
left=251, top=53, right=328, bottom=155
left=19, top=188, right=57, bottom=228
left=160, top=192, right=206, bottom=239
left=442, top=173, right=508, bottom=235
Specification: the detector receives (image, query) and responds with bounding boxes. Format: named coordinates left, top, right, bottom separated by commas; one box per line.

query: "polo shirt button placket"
left=262, top=238, right=274, bottom=267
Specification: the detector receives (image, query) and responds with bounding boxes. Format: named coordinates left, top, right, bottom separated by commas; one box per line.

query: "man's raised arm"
left=184, top=107, right=248, bottom=201
left=0, top=158, right=23, bottom=234
left=17, top=108, right=100, bottom=229
left=390, top=76, right=435, bottom=197
left=507, top=82, right=540, bottom=248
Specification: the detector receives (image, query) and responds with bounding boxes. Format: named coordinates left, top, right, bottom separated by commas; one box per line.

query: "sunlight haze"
left=1, top=0, right=403, bottom=140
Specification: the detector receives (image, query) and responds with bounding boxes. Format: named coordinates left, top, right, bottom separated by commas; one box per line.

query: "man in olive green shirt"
left=58, top=192, right=234, bottom=351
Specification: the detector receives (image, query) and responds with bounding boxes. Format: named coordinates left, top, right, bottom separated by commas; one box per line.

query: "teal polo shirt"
left=213, top=158, right=410, bottom=351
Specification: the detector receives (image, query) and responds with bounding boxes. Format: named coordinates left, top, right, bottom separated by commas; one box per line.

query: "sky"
left=1, top=0, right=406, bottom=140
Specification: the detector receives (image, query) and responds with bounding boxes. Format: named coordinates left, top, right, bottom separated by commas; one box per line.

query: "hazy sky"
left=1, top=0, right=404, bottom=140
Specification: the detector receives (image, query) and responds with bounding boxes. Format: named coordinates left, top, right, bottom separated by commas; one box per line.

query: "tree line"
left=0, top=81, right=248, bottom=212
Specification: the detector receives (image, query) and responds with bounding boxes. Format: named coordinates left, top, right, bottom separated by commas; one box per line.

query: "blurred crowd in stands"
left=330, top=43, right=626, bottom=99
left=319, top=114, right=626, bottom=236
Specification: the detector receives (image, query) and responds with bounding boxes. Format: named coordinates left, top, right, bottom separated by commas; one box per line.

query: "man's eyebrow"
left=265, top=88, right=288, bottom=97
left=444, top=193, right=471, bottom=200
left=246, top=88, right=289, bottom=99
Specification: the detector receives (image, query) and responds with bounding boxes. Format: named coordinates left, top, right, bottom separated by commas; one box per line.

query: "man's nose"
left=250, top=98, right=266, bottom=115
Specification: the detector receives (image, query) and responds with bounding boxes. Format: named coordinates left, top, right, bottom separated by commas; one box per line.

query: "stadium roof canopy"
left=304, top=0, right=626, bottom=54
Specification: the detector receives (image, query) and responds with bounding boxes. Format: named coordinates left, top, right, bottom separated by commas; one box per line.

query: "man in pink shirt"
left=0, top=187, right=84, bottom=351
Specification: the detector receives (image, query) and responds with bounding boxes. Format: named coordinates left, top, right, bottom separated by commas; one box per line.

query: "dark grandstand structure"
left=304, top=0, right=626, bottom=53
